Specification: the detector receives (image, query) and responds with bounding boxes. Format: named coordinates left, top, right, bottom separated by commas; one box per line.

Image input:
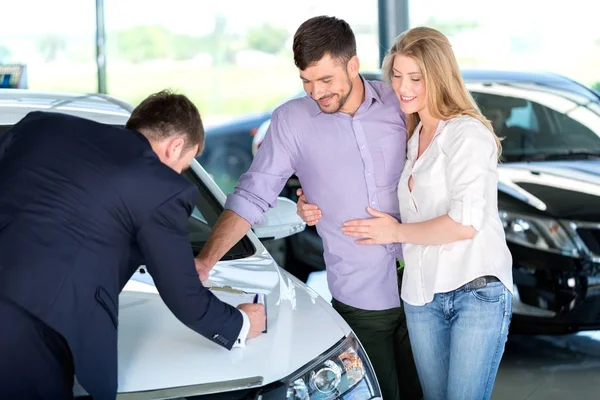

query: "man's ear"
left=347, top=56, right=360, bottom=78
left=166, top=137, right=185, bottom=159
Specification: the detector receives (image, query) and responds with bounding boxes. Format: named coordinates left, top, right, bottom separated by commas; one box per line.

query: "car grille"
left=577, top=227, right=600, bottom=255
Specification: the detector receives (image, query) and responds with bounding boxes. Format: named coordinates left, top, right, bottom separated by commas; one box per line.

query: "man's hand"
left=296, top=188, right=322, bottom=226
left=194, top=257, right=212, bottom=281
left=237, top=303, right=266, bottom=339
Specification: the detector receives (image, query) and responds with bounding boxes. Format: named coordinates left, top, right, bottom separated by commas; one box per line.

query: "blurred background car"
left=199, top=113, right=269, bottom=194
left=250, top=69, right=600, bottom=335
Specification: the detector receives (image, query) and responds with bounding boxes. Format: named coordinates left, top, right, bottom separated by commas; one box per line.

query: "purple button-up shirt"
left=225, top=79, right=407, bottom=310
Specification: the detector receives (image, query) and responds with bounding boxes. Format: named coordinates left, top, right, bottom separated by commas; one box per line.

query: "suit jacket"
left=0, top=111, right=243, bottom=399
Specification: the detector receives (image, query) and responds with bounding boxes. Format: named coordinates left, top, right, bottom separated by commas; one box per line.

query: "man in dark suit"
left=0, top=90, right=266, bottom=400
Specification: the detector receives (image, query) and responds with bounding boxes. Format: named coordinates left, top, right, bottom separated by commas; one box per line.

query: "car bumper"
left=509, top=242, right=600, bottom=334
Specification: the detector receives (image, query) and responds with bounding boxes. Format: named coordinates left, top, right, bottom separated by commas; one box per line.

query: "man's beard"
left=318, top=77, right=353, bottom=114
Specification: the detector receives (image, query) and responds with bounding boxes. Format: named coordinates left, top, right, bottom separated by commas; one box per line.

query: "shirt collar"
left=410, top=119, right=451, bottom=148
left=363, top=76, right=383, bottom=106
left=309, top=74, right=384, bottom=118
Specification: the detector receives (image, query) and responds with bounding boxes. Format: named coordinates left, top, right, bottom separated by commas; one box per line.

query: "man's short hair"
left=126, top=90, right=204, bottom=154
left=293, top=16, right=357, bottom=71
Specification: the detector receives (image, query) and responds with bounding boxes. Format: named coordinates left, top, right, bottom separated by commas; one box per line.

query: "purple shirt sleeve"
left=224, top=107, right=297, bottom=225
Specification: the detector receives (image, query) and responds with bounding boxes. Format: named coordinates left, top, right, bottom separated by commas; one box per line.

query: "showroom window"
left=409, top=0, right=600, bottom=89
left=0, top=0, right=97, bottom=93
left=103, top=0, right=379, bottom=124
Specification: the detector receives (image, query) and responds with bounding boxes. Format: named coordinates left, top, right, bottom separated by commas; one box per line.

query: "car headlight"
left=286, top=334, right=381, bottom=400
left=499, top=210, right=579, bottom=257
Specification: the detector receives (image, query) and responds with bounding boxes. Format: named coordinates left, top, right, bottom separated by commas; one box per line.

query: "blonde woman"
left=298, top=27, right=513, bottom=399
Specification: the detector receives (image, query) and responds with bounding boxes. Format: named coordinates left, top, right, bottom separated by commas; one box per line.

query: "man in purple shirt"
left=195, top=16, right=421, bottom=400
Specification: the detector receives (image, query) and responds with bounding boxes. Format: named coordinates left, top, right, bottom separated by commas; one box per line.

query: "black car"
left=250, top=69, right=600, bottom=335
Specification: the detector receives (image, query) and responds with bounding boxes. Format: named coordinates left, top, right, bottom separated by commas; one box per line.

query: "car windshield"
left=182, top=167, right=255, bottom=259
left=470, top=83, right=600, bottom=162
left=0, top=123, right=255, bottom=261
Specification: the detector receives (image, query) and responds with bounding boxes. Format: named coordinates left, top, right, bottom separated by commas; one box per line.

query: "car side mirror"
left=252, top=196, right=306, bottom=241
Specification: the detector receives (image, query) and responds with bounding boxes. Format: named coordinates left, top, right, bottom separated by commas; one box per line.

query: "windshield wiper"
left=520, top=149, right=600, bottom=161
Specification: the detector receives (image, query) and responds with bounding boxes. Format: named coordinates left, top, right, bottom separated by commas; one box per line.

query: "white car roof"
left=0, top=89, right=132, bottom=126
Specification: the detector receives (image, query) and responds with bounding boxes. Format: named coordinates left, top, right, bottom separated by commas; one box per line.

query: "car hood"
left=74, top=252, right=349, bottom=398
left=498, top=160, right=600, bottom=222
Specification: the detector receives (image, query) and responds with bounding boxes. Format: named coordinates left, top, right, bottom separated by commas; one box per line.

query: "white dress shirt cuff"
left=233, top=309, right=250, bottom=348
left=448, top=196, right=485, bottom=231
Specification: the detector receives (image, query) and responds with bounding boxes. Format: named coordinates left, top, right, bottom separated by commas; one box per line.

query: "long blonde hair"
left=382, top=27, right=502, bottom=156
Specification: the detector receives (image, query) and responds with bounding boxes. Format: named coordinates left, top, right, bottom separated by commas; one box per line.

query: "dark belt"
left=459, top=275, right=500, bottom=290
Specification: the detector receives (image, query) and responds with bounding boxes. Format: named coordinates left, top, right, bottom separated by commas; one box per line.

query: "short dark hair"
left=293, top=16, right=357, bottom=70
left=125, top=89, right=204, bottom=153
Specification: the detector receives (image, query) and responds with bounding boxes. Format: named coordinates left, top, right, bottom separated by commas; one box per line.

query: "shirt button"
left=367, top=171, right=371, bottom=176
left=371, top=201, right=376, bottom=205
left=360, top=145, right=365, bottom=149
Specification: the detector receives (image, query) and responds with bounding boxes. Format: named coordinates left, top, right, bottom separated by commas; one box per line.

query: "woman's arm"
left=397, top=214, right=475, bottom=244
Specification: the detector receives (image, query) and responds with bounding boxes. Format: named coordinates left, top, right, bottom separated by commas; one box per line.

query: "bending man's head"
left=126, top=90, right=203, bottom=173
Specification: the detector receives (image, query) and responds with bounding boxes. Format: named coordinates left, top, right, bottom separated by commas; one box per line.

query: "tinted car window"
left=473, top=91, right=600, bottom=160
left=505, top=101, right=539, bottom=132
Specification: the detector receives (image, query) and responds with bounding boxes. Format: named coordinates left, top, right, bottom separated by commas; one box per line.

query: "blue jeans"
left=403, top=281, right=512, bottom=400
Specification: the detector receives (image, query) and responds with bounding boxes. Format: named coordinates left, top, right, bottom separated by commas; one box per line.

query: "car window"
left=505, top=101, right=539, bottom=132
left=472, top=91, right=600, bottom=160
left=0, top=124, right=255, bottom=261
left=545, top=106, right=600, bottom=148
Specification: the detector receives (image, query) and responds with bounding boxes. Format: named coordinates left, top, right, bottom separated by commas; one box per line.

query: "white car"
left=0, top=89, right=382, bottom=399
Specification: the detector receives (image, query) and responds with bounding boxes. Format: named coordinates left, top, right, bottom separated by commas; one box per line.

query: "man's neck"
left=339, top=75, right=365, bottom=116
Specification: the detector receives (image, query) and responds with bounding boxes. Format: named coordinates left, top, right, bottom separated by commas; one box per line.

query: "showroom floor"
left=493, top=331, right=600, bottom=399
left=306, top=271, right=600, bottom=400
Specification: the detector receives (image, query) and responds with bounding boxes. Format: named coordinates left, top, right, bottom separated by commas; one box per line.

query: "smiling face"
left=390, top=55, right=428, bottom=116
left=299, top=54, right=358, bottom=114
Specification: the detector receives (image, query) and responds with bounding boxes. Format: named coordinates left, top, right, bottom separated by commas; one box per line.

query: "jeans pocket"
left=470, top=281, right=505, bottom=303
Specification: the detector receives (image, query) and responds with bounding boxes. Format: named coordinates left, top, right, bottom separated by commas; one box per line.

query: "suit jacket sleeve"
left=135, top=186, right=243, bottom=350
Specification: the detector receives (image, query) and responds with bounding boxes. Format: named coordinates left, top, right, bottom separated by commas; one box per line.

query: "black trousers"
left=332, top=270, right=423, bottom=400
left=0, top=298, right=74, bottom=399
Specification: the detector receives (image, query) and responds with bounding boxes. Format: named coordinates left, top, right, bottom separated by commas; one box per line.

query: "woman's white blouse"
left=398, top=116, right=513, bottom=306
